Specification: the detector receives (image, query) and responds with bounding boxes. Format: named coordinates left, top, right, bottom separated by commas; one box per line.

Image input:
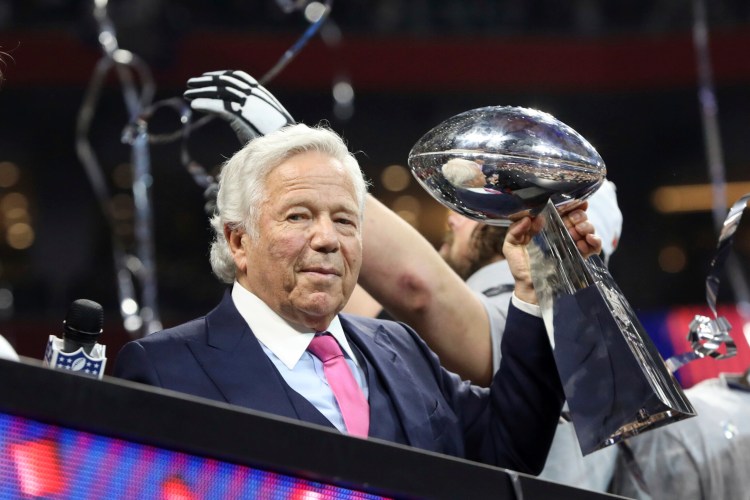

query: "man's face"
left=439, top=211, right=480, bottom=280
left=231, top=151, right=362, bottom=331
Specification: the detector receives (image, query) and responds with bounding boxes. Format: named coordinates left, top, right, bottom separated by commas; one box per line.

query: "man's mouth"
left=301, top=266, right=340, bottom=277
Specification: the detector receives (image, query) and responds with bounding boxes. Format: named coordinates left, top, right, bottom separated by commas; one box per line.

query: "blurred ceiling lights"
left=652, top=181, right=750, bottom=213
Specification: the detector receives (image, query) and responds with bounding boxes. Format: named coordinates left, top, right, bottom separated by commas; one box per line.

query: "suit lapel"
left=341, top=316, right=434, bottom=450
left=186, top=293, right=301, bottom=420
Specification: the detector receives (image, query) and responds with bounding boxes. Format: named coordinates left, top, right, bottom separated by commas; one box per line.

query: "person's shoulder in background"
left=587, top=179, right=623, bottom=264
left=0, top=334, right=19, bottom=361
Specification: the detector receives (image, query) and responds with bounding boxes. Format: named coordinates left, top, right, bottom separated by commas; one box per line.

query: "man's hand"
left=563, top=202, right=602, bottom=259
left=503, top=216, right=544, bottom=304
left=184, top=70, right=294, bottom=144
left=504, top=204, right=602, bottom=305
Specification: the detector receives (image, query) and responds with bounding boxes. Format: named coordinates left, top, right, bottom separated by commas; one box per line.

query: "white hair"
left=441, top=158, right=484, bottom=188
left=209, top=123, right=369, bottom=284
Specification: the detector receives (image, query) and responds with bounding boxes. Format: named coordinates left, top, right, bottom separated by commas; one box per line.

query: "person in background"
left=0, top=335, right=19, bottom=361
left=610, top=369, right=750, bottom=499
left=181, top=70, right=619, bottom=488
left=115, top=121, right=602, bottom=475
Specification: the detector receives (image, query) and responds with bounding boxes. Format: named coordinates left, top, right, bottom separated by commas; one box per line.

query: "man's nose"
left=310, top=217, right=340, bottom=253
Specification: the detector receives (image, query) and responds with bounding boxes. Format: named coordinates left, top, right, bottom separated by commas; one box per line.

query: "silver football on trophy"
left=408, top=106, right=606, bottom=225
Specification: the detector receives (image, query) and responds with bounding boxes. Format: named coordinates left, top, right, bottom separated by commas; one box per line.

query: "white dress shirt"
left=231, top=283, right=368, bottom=433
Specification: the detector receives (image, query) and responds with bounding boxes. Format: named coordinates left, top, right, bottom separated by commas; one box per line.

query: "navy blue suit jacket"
left=114, top=292, right=564, bottom=474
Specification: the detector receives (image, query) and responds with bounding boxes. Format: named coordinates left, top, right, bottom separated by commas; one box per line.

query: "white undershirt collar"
left=231, top=282, right=358, bottom=370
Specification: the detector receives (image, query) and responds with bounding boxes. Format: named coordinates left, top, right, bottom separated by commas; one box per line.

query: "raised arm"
left=359, top=196, right=494, bottom=384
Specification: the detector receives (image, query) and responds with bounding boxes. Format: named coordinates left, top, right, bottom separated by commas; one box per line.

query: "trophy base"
left=602, top=409, right=688, bottom=448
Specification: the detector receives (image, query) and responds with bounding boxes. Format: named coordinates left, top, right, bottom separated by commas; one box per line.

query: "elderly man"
left=114, top=122, right=601, bottom=474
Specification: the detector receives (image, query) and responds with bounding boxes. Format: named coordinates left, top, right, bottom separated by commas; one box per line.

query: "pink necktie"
left=308, top=334, right=369, bottom=437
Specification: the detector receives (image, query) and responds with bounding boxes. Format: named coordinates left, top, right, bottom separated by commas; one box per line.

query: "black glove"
left=184, top=70, right=295, bottom=144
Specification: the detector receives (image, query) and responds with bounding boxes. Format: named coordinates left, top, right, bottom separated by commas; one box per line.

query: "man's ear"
left=225, top=225, right=249, bottom=274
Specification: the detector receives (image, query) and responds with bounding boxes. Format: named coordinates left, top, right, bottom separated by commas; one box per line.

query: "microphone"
left=43, top=299, right=107, bottom=379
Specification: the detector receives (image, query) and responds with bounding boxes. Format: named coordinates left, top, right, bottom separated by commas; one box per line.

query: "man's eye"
left=287, top=213, right=306, bottom=221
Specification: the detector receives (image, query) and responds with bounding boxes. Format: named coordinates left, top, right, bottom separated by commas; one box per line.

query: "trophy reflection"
left=408, top=106, right=695, bottom=454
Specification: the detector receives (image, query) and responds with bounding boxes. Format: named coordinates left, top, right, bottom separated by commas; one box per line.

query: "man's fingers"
left=187, top=71, right=234, bottom=88
left=253, top=85, right=286, bottom=109
left=243, top=90, right=294, bottom=123
left=215, top=73, right=255, bottom=91
left=563, top=209, right=586, bottom=229
left=576, top=233, right=602, bottom=257
left=586, top=233, right=602, bottom=254
left=186, top=97, right=227, bottom=115
left=186, top=75, right=214, bottom=88
left=240, top=98, right=293, bottom=134
left=186, top=72, right=257, bottom=94
left=186, top=97, right=243, bottom=119
left=569, top=220, right=595, bottom=242
left=201, top=70, right=259, bottom=87
left=505, top=216, right=533, bottom=245
left=184, top=85, right=247, bottom=104
left=228, top=70, right=259, bottom=86
left=198, top=70, right=258, bottom=82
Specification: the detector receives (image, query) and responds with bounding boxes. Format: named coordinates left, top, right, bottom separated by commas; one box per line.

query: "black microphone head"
left=64, top=299, right=104, bottom=346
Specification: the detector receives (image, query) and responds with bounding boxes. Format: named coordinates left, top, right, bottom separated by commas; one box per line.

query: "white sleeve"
left=511, top=293, right=542, bottom=317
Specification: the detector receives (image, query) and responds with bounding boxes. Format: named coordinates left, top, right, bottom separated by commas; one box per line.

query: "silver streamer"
left=76, top=0, right=161, bottom=337
left=138, top=0, right=337, bottom=190
left=260, top=0, right=333, bottom=85
left=665, top=194, right=750, bottom=372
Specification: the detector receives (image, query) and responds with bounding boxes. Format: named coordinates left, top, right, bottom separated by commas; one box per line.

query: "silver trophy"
left=408, top=106, right=696, bottom=454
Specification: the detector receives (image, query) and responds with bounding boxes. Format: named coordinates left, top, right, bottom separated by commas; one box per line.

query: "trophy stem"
left=528, top=200, right=696, bottom=455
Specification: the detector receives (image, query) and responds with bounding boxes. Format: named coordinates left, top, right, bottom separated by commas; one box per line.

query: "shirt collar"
left=231, top=282, right=358, bottom=370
